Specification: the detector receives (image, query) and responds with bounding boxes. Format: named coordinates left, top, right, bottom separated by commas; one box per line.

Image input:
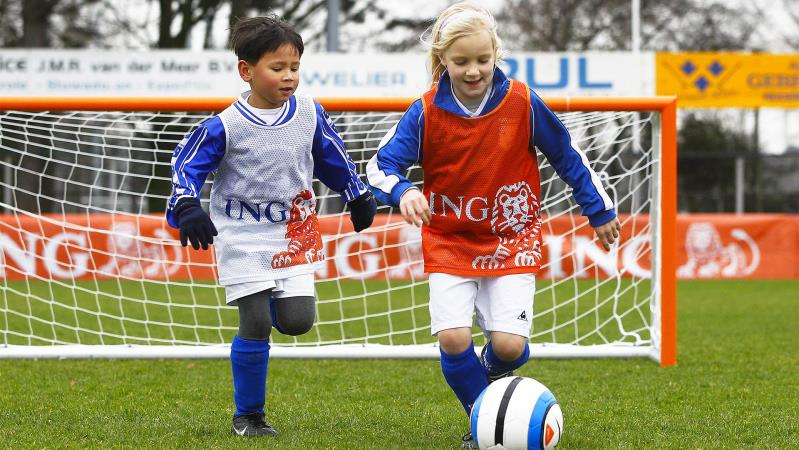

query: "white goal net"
left=0, top=98, right=675, bottom=362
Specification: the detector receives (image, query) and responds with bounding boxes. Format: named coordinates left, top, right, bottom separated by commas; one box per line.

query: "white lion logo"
left=99, top=221, right=182, bottom=278
left=677, top=222, right=760, bottom=278
left=493, top=183, right=536, bottom=235
left=472, top=181, right=542, bottom=270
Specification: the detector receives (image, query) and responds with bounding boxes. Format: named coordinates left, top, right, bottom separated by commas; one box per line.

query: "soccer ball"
left=470, top=376, right=563, bottom=450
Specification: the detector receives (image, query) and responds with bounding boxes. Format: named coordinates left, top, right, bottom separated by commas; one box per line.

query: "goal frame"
left=0, top=96, right=677, bottom=366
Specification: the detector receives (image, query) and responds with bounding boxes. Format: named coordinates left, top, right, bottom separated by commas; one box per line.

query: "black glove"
left=174, top=197, right=217, bottom=250
left=347, top=191, right=377, bottom=233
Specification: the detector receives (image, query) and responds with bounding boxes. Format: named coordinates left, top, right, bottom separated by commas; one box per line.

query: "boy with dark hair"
left=166, top=14, right=376, bottom=437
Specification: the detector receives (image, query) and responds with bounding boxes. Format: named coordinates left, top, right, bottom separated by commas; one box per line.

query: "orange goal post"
left=0, top=96, right=676, bottom=366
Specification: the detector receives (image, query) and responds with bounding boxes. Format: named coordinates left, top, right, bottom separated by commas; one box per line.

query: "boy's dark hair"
left=230, top=15, right=304, bottom=64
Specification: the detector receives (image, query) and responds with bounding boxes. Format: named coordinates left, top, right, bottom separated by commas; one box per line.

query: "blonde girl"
left=366, top=2, right=620, bottom=446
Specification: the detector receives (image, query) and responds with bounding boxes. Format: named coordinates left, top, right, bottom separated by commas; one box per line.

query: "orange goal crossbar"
left=0, top=95, right=677, bottom=367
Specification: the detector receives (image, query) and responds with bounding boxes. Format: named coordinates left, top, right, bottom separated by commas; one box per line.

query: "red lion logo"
left=271, top=190, right=324, bottom=268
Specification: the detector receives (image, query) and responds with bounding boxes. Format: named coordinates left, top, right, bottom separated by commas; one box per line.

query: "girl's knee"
left=491, top=334, right=527, bottom=361
left=437, top=328, right=473, bottom=354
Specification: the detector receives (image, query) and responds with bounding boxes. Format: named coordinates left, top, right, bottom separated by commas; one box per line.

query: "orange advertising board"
left=0, top=214, right=797, bottom=281
left=675, top=214, right=799, bottom=279
left=656, top=52, right=799, bottom=108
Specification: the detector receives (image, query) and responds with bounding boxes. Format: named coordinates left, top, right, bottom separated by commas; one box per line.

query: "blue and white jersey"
left=366, top=67, right=616, bottom=227
left=167, top=91, right=366, bottom=285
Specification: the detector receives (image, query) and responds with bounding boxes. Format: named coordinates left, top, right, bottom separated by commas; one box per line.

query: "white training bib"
left=211, top=94, right=324, bottom=285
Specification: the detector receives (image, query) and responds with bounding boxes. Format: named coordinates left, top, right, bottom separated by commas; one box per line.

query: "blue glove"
left=347, top=191, right=377, bottom=233
left=174, top=197, right=217, bottom=250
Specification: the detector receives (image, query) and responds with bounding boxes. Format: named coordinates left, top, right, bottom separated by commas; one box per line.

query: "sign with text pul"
left=1, top=214, right=797, bottom=282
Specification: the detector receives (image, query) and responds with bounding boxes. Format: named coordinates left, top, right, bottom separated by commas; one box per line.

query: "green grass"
left=0, top=277, right=651, bottom=347
left=1, top=280, right=797, bottom=448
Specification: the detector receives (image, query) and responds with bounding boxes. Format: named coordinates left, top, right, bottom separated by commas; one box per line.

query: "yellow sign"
left=656, top=53, right=799, bottom=108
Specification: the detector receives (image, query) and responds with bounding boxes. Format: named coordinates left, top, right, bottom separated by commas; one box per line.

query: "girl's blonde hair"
left=423, top=1, right=503, bottom=83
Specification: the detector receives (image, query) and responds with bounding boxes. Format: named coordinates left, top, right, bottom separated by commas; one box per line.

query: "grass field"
left=0, top=276, right=651, bottom=347
left=1, top=279, right=797, bottom=448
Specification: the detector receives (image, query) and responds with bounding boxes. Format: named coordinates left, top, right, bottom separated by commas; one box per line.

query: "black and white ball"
left=470, top=377, right=563, bottom=450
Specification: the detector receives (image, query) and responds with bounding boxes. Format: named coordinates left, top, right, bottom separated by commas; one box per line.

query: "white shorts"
left=428, top=272, right=535, bottom=337
left=225, top=273, right=315, bottom=305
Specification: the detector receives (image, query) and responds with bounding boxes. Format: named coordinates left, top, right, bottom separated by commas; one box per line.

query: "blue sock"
left=440, top=342, right=489, bottom=415
left=230, top=335, right=270, bottom=417
left=482, top=340, right=530, bottom=377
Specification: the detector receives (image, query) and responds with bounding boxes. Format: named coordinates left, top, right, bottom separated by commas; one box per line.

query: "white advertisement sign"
left=502, top=52, right=655, bottom=96
left=0, top=50, right=654, bottom=98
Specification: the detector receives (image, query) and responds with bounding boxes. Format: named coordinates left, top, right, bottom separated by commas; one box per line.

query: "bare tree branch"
left=203, top=4, right=217, bottom=48
left=496, top=0, right=760, bottom=52
left=0, top=0, right=23, bottom=47
left=781, top=0, right=799, bottom=49
left=101, top=0, right=154, bottom=49
left=22, top=0, right=59, bottom=47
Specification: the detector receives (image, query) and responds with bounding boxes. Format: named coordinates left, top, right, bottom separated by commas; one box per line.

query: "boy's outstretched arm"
left=311, top=101, right=376, bottom=232
left=166, top=117, right=225, bottom=250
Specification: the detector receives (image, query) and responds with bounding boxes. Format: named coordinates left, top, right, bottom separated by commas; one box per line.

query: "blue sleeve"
left=311, top=100, right=367, bottom=203
left=165, top=116, right=226, bottom=228
left=365, top=99, right=424, bottom=206
left=530, top=90, right=616, bottom=227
